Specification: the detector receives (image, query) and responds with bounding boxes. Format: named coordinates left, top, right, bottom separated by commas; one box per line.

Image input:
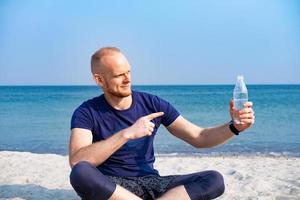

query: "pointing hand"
left=124, top=112, right=164, bottom=140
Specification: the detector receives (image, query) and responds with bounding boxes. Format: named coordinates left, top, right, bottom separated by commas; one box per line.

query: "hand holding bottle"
left=230, top=75, right=255, bottom=132
left=230, top=100, right=255, bottom=132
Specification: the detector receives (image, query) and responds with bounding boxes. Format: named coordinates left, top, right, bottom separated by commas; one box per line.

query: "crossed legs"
left=70, top=161, right=224, bottom=200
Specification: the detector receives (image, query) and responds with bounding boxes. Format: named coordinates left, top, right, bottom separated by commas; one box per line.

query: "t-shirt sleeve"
left=156, top=96, right=180, bottom=127
left=70, top=103, right=93, bottom=130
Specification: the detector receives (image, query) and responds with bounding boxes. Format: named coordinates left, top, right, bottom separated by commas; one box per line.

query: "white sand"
left=0, top=151, right=299, bottom=200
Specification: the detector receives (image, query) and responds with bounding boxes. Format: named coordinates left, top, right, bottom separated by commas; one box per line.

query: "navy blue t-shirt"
left=71, top=90, right=180, bottom=177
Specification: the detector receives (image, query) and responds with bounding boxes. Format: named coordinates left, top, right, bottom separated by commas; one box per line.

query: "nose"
left=123, top=72, right=131, bottom=82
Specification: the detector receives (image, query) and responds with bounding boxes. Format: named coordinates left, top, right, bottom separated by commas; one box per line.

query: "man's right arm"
left=68, top=112, right=164, bottom=168
left=68, top=128, right=131, bottom=168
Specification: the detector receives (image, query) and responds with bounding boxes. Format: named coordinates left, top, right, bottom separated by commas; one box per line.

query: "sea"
left=0, top=85, right=299, bottom=157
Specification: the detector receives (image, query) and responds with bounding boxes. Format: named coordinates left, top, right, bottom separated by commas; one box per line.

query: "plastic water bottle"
left=233, top=75, right=248, bottom=124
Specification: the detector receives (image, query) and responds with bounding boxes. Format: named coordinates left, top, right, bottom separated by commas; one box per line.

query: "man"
left=69, top=47, right=255, bottom=200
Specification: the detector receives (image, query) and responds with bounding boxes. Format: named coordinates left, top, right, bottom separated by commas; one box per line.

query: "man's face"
left=97, top=52, right=132, bottom=98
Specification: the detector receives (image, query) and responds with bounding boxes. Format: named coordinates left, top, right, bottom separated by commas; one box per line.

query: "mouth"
left=121, top=84, right=131, bottom=88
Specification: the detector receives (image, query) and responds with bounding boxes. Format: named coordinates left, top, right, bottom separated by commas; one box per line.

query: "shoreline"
left=1, top=149, right=300, bottom=158
left=155, top=152, right=300, bottom=158
left=0, top=151, right=299, bottom=199
left=1, top=149, right=299, bottom=160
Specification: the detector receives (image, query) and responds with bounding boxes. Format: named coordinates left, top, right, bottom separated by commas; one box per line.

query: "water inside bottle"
left=234, top=98, right=248, bottom=109
left=233, top=92, right=248, bottom=110
left=233, top=92, right=248, bottom=124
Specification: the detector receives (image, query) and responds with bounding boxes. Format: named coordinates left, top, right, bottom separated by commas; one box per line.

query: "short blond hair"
left=91, top=47, right=121, bottom=74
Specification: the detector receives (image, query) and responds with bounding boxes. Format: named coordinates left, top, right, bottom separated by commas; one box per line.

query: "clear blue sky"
left=1, top=0, right=300, bottom=85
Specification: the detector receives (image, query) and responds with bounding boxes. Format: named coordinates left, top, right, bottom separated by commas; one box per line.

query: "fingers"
left=147, top=122, right=155, bottom=133
left=230, top=101, right=253, bottom=110
left=240, top=114, right=255, bottom=122
left=240, top=112, right=254, bottom=118
left=149, top=122, right=155, bottom=128
left=141, top=120, right=156, bottom=136
left=145, top=112, right=164, bottom=120
left=240, top=118, right=255, bottom=124
left=239, top=108, right=254, bottom=115
left=243, top=101, right=253, bottom=108
left=131, top=115, right=159, bottom=139
left=147, top=126, right=154, bottom=133
left=239, top=107, right=255, bottom=125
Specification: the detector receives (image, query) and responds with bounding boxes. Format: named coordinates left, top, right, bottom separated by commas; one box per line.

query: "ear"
left=93, top=74, right=104, bottom=87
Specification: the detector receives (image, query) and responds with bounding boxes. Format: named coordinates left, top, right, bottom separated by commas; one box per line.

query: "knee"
left=70, top=161, right=92, bottom=180
left=206, top=170, right=225, bottom=197
left=69, top=161, right=116, bottom=200
left=70, top=161, right=93, bottom=185
left=185, top=170, right=225, bottom=200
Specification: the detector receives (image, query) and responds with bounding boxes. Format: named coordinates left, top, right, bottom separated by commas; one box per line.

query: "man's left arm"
left=166, top=101, right=255, bottom=148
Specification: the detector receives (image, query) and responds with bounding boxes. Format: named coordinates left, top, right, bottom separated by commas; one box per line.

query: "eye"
left=112, top=74, right=121, bottom=78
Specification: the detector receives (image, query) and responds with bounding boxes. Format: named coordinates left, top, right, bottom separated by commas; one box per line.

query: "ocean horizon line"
left=1, top=83, right=300, bottom=87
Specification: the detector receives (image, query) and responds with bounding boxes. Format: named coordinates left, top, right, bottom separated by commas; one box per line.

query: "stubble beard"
left=107, top=86, right=132, bottom=98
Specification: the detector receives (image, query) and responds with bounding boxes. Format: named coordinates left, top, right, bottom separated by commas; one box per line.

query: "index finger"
left=145, top=112, right=164, bottom=120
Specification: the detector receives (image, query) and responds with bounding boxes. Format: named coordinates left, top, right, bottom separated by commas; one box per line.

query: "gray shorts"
left=108, top=174, right=177, bottom=200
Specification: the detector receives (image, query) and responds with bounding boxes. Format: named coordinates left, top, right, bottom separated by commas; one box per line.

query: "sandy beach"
left=0, top=151, right=299, bottom=200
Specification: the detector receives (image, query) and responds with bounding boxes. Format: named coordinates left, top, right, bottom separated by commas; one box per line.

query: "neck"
left=104, top=93, right=132, bottom=110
